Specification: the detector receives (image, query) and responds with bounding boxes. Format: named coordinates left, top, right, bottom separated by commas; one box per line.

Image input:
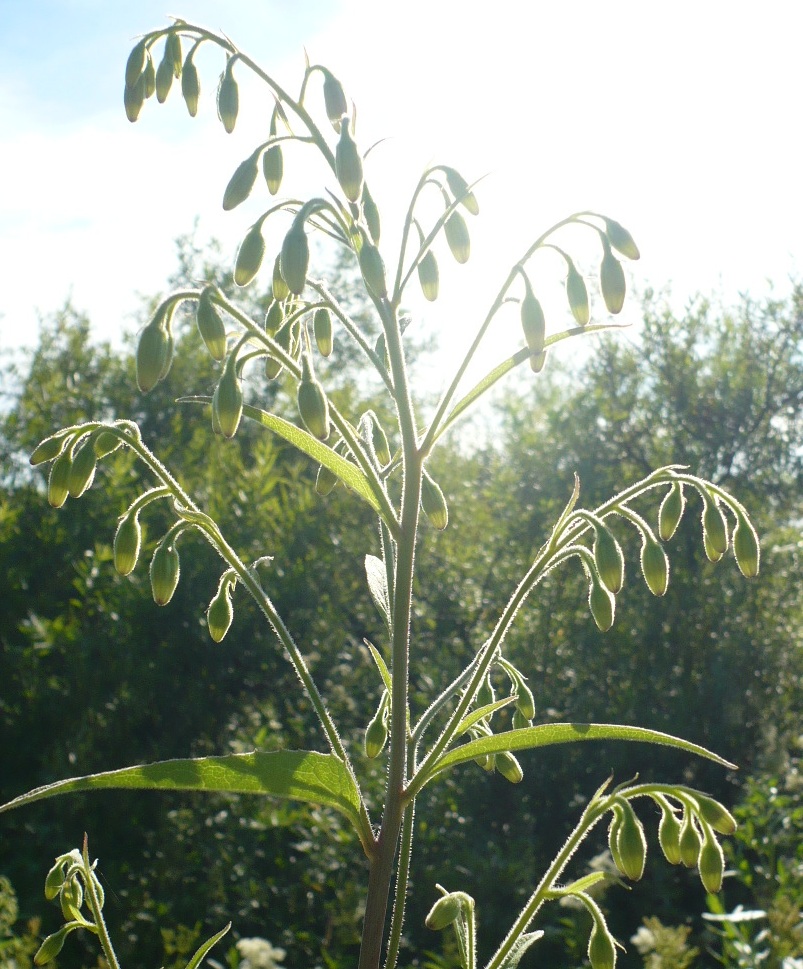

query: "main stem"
left=358, top=297, right=421, bottom=969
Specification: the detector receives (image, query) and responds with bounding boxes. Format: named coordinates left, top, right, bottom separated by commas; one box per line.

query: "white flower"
left=630, top=924, right=656, bottom=954
left=236, top=937, right=287, bottom=969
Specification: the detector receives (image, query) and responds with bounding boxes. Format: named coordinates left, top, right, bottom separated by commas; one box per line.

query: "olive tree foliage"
left=0, top=20, right=763, bottom=969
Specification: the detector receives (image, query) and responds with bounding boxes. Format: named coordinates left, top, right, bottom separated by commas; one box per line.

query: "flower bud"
left=364, top=694, right=389, bottom=759
left=476, top=672, right=495, bottom=709
left=529, top=349, right=548, bottom=374
left=181, top=53, right=200, bottom=117
left=679, top=812, right=702, bottom=868
left=125, top=39, right=147, bottom=90
left=658, top=482, right=685, bottom=541
left=207, top=584, right=233, bottom=642
left=297, top=354, right=330, bottom=440
left=588, top=575, right=615, bottom=632
left=124, top=72, right=146, bottom=122
left=44, top=859, right=67, bottom=900
left=272, top=253, right=290, bottom=301
left=359, top=241, right=387, bottom=299
left=604, top=218, right=640, bottom=260
left=335, top=118, right=363, bottom=202
left=733, top=512, right=760, bottom=578
left=369, top=419, right=391, bottom=467
left=600, top=249, right=626, bottom=314
left=496, top=750, right=524, bottom=783
left=196, top=289, right=227, bottom=361
left=513, top=679, right=536, bottom=722
left=702, top=496, right=728, bottom=560
left=215, top=362, right=243, bottom=439
left=314, top=307, right=333, bottom=357
left=520, top=285, right=545, bottom=355
left=511, top=708, right=532, bottom=730
left=692, top=794, right=737, bottom=835
left=566, top=264, right=590, bottom=326
left=443, top=166, right=479, bottom=215
left=418, top=249, right=440, bottom=301
left=315, top=463, right=338, bottom=496
left=262, top=144, right=283, bottom=195
left=444, top=211, right=470, bottom=264
left=142, top=55, right=156, bottom=100
left=657, top=802, right=682, bottom=865
left=640, top=536, right=669, bottom=596
left=615, top=801, right=647, bottom=880
left=166, top=31, right=182, bottom=77
left=281, top=223, right=310, bottom=295
left=421, top=471, right=448, bottom=530
left=425, top=893, right=464, bottom=931
left=363, top=183, right=381, bottom=243
left=593, top=523, right=624, bottom=594
left=155, top=49, right=174, bottom=103
left=35, top=925, right=72, bottom=965
left=150, top=541, right=180, bottom=606
left=114, top=512, right=142, bottom=576
left=588, top=922, right=617, bottom=969
left=136, top=321, right=173, bottom=392
left=322, top=69, right=348, bottom=129
left=217, top=63, right=239, bottom=133
left=698, top=828, right=725, bottom=893
left=265, top=299, right=284, bottom=335
left=30, top=434, right=67, bottom=466
left=235, top=224, right=266, bottom=287
left=47, top=450, right=72, bottom=508
left=67, top=442, right=97, bottom=498
left=223, top=154, right=259, bottom=210
left=93, top=430, right=122, bottom=458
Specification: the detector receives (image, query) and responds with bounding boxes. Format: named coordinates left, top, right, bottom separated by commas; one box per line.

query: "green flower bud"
left=733, top=512, right=760, bottom=578
left=496, top=750, right=524, bottom=783
left=272, top=253, right=290, bottom=301
left=529, top=349, right=548, bottom=374
left=114, top=512, right=142, bottom=576
left=217, top=63, right=239, bottom=133
left=657, top=802, right=683, bottom=865
left=698, top=828, right=725, bottom=893
left=658, top=482, right=685, bottom=541
left=315, top=462, right=338, bottom=496
left=93, top=430, right=122, bottom=458
left=67, top=442, right=97, bottom=498
left=181, top=53, right=200, bottom=117
left=588, top=922, right=617, bottom=969
left=566, top=263, right=590, bottom=326
left=136, top=320, right=173, bottom=392
left=223, top=154, right=259, bottom=210
left=421, top=470, right=448, bottom=530
left=297, top=354, right=330, bottom=440
left=443, top=166, right=479, bottom=215
left=265, top=299, right=284, bottom=335
left=59, top=875, right=83, bottom=922
left=30, top=434, right=67, bottom=466
left=125, top=39, right=147, bottom=90
left=35, top=925, right=73, bottom=966
left=588, top=575, right=615, bottom=632
left=314, top=307, right=333, bottom=357
left=150, top=541, right=180, bottom=606
left=215, top=362, right=243, bottom=439
left=374, top=332, right=388, bottom=371
left=370, top=419, right=391, bottom=467
left=640, top=536, right=669, bottom=596
left=418, top=249, right=440, bottom=301
left=235, top=223, right=266, bottom=287
left=364, top=693, right=389, bottom=759
left=322, top=69, right=348, bottom=129
left=593, top=523, right=624, bottom=594
left=679, top=812, right=702, bottom=868
left=511, top=708, right=532, bottom=730
left=124, top=72, right=146, bottom=123
left=425, top=893, right=464, bottom=931
left=605, top=218, right=640, bottom=260
left=444, top=211, right=470, bottom=263
left=207, top=584, right=233, bottom=642
left=615, top=801, right=647, bottom=880
left=692, top=794, right=737, bottom=835
left=513, top=679, right=536, bottom=721
left=702, top=496, right=729, bottom=561
left=600, top=249, right=626, bottom=314
left=335, top=118, right=363, bottom=202
left=196, top=289, right=228, bottom=361
left=476, top=672, right=495, bottom=709
left=142, top=55, right=156, bottom=100
left=359, top=241, right=387, bottom=299
left=166, top=32, right=182, bottom=77
left=363, top=183, right=381, bottom=243
left=44, top=859, right=67, bottom=901
left=47, top=449, right=72, bottom=508
left=281, top=223, right=310, bottom=295
left=262, top=144, right=283, bottom=195
left=155, top=49, right=174, bottom=103
left=608, top=806, right=626, bottom=873
left=520, top=285, right=545, bottom=355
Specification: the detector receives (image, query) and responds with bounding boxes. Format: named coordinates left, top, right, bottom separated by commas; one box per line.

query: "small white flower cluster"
left=236, top=937, right=287, bottom=969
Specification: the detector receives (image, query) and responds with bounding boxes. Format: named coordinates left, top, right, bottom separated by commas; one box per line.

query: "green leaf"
left=365, top=554, right=390, bottom=623
left=366, top=639, right=393, bottom=693
left=429, top=723, right=736, bottom=780
left=498, top=931, right=544, bottom=969
left=0, top=750, right=364, bottom=833
left=184, top=922, right=231, bottom=969
left=455, top=696, right=516, bottom=737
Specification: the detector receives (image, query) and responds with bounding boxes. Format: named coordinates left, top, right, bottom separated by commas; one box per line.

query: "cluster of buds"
left=35, top=846, right=106, bottom=965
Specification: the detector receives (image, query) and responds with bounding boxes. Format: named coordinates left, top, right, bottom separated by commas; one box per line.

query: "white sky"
left=1, top=1, right=801, bottom=380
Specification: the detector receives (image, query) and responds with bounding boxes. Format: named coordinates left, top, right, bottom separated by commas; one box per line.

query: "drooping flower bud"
left=362, top=183, right=381, bottom=243
left=155, top=48, right=174, bottom=103
left=35, top=925, right=73, bottom=966
left=698, top=828, right=725, bottom=893
left=640, top=536, right=669, bottom=596
left=262, top=144, right=283, bottom=195
left=364, top=692, right=389, bottom=759
left=47, top=449, right=73, bottom=508
left=114, top=511, right=142, bottom=576
left=733, top=511, right=760, bottom=578
left=214, top=360, right=243, bottom=439
left=369, top=418, right=391, bottom=467
left=181, top=52, right=200, bottom=117
left=702, top=495, right=729, bottom=561
left=166, top=31, right=182, bottom=77
left=223, top=154, right=259, bottom=210
left=418, top=249, right=440, bottom=301
left=593, top=523, right=624, bottom=594
left=67, top=442, right=97, bottom=498
left=600, top=249, right=626, bottom=314
left=359, top=241, right=387, bottom=299
left=93, top=430, right=122, bottom=458
left=315, top=462, right=338, bottom=496
left=657, top=801, right=682, bottom=865
left=425, top=892, right=464, bottom=931
left=679, top=811, right=702, bottom=868
left=658, top=482, right=685, bottom=541
left=196, top=289, right=228, bottom=361
left=614, top=801, right=647, bottom=880
left=124, top=72, right=147, bottom=122
left=30, top=434, right=67, bottom=466
left=588, top=922, right=617, bottom=969
left=322, top=69, right=348, bottom=129
left=281, top=222, right=310, bottom=295
left=265, top=299, right=284, bottom=335
left=692, top=794, right=737, bottom=835
left=142, top=55, right=156, bottom=100
left=588, top=575, right=615, bottom=632
left=207, top=583, right=233, bottom=642
left=150, top=541, right=180, bottom=606
left=125, top=39, right=148, bottom=90
left=566, top=263, right=590, bottom=326
left=297, top=353, right=330, bottom=440
left=136, top=320, right=173, bottom=392
left=234, top=223, right=266, bottom=287
left=217, top=61, right=239, bottom=133
left=335, top=117, right=363, bottom=202
left=272, top=253, right=290, bottom=301
left=520, top=282, right=546, bottom=355
left=314, top=307, right=333, bottom=357
left=513, top=678, right=536, bottom=722
left=443, top=166, right=479, bottom=215
left=421, top=470, right=448, bottom=530
left=604, top=218, right=640, bottom=260
left=444, top=211, right=470, bottom=263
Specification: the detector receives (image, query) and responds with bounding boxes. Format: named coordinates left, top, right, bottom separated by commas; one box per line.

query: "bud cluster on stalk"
left=36, top=847, right=108, bottom=966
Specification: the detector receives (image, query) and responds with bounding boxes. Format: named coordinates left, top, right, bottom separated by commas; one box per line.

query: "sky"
left=1, top=1, right=802, bottom=378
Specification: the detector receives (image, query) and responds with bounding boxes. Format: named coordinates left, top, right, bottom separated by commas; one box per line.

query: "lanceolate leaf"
left=185, top=923, right=231, bottom=969
left=0, top=750, right=364, bottom=833
left=498, top=931, right=545, bottom=969
left=429, top=723, right=735, bottom=781
left=365, top=554, right=390, bottom=623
